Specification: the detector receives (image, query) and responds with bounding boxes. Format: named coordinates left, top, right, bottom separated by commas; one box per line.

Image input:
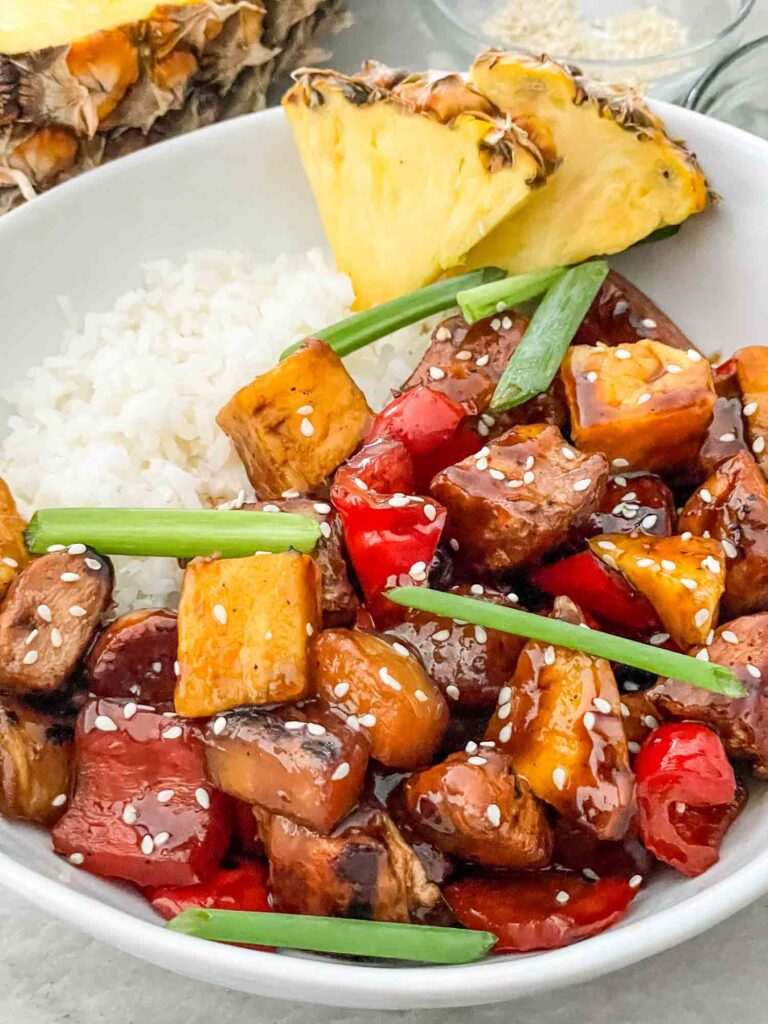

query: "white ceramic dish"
left=1, top=103, right=768, bottom=1010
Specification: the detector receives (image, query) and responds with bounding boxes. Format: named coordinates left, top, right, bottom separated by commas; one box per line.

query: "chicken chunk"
left=679, top=452, right=768, bottom=619
left=390, top=583, right=525, bottom=709
left=431, top=424, right=608, bottom=574
left=242, top=498, right=357, bottom=626
left=86, top=609, right=177, bottom=703
left=619, top=692, right=663, bottom=756
left=216, top=340, right=372, bottom=498
left=649, top=613, right=768, bottom=777
left=259, top=804, right=442, bottom=923
left=589, top=533, right=726, bottom=648
left=0, top=549, right=113, bottom=695
left=584, top=472, right=675, bottom=538
left=733, top=347, right=768, bottom=474
left=699, top=397, right=748, bottom=478
left=485, top=597, right=634, bottom=839
left=0, top=478, right=27, bottom=600
left=203, top=702, right=369, bottom=834
left=402, top=748, right=552, bottom=869
left=562, top=340, right=715, bottom=474
left=175, top=552, right=321, bottom=717
left=0, top=697, right=74, bottom=826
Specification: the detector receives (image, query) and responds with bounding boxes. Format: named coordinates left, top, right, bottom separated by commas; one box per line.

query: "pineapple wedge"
left=467, top=52, right=709, bottom=275
left=282, top=65, right=552, bottom=308
left=589, top=534, right=726, bottom=648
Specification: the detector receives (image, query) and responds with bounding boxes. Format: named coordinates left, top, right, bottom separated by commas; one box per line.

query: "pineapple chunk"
left=485, top=597, right=633, bottom=840
left=217, top=340, right=372, bottom=498
left=0, top=477, right=27, bottom=599
left=175, top=552, right=322, bottom=717
left=562, top=340, right=716, bottom=473
left=733, top=347, right=768, bottom=472
left=590, top=534, right=726, bottom=648
left=283, top=67, right=551, bottom=309
left=467, top=53, right=709, bottom=275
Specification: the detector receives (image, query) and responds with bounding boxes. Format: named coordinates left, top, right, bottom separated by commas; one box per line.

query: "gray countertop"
left=3, top=2, right=768, bottom=1021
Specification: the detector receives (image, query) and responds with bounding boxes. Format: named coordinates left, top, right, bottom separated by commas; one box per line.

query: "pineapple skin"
left=466, top=51, right=710, bottom=275
left=0, top=0, right=348, bottom=213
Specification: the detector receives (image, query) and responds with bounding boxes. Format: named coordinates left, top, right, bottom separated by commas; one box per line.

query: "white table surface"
left=3, top=1, right=768, bottom=1021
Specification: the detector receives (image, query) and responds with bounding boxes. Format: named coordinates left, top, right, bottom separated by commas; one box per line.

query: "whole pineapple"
left=0, top=0, right=348, bottom=213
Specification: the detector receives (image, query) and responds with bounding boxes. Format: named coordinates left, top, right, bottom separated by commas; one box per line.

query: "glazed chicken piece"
left=312, top=629, right=448, bottom=769
left=699, top=397, right=749, bottom=478
left=0, top=549, right=113, bottom=695
left=588, top=533, right=726, bottom=648
left=733, top=346, right=768, bottom=474
left=431, top=424, right=608, bottom=575
left=0, top=697, right=74, bottom=826
left=203, top=702, right=369, bottom=834
left=175, top=552, right=321, bottom=717
left=52, top=698, right=231, bottom=886
left=389, top=583, right=525, bottom=709
left=649, top=613, right=768, bottom=778
left=679, top=451, right=768, bottom=619
left=574, top=270, right=695, bottom=352
left=486, top=597, right=634, bottom=840
left=620, top=691, right=663, bottom=756
left=561, top=340, right=715, bottom=474
left=242, top=498, right=357, bottom=626
left=584, top=472, right=675, bottom=538
left=258, top=804, right=442, bottom=923
left=0, top=477, right=28, bottom=600
left=402, top=748, right=552, bottom=869
left=216, top=339, right=372, bottom=498
left=86, top=609, right=177, bottom=703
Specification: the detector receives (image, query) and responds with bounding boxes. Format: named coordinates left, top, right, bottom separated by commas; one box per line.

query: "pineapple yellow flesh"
left=466, top=52, right=709, bottom=275
left=0, top=0, right=202, bottom=54
left=283, top=67, right=551, bottom=309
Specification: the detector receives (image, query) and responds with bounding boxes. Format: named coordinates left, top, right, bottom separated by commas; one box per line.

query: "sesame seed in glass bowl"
left=429, top=0, right=756, bottom=101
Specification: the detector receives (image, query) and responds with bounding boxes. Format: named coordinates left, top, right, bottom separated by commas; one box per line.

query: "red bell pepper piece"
left=366, top=386, right=482, bottom=491
left=635, top=722, right=739, bottom=877
left=52, top=698, right=231, bottom=887
left=332, top=437, right=447, bottom=626
left=444, top=870, right=640, bottom=953
left=146, top=861, right=271, bottom=920
left=530, top=550, right=662, bottom=638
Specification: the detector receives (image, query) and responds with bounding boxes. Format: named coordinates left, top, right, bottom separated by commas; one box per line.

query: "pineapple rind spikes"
left=466, top=50, right=709, bottom=275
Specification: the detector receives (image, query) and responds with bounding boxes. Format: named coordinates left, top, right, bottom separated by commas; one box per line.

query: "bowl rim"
left=429, top=0, right=757, bottom=71
left=686, top=31, right=768, bottom=111
left=2, top=100, right=768, bottom=1009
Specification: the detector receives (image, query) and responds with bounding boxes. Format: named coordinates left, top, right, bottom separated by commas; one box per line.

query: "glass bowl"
left=686, top=34, right=768, bottom=140
left=428, top=0, right=756, bottom=101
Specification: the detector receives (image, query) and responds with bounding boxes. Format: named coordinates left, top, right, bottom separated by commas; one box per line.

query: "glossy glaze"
left=86, top=609, right=178, bottom=703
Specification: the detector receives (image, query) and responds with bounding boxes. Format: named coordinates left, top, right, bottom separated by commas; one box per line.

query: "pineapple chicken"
left=466, top=52, right=709, bottom=275
left=0, top=477, right=27, bottom=600
left=283, top=65, right=552, bottom=308
left=0, top=0, right=347, bottom=213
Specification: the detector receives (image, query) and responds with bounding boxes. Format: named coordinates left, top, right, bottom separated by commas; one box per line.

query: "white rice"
left=1, top=248, right=435, bottom=612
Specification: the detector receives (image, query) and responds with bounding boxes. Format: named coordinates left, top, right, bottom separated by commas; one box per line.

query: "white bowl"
left=1, top=103, right=768, bottom=1010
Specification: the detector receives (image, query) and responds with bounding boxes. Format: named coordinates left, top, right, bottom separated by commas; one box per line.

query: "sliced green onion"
left=489, top=260, right=609, bottom=414
left=456, top=266, right=567, bottom=324
left=387, top=587, right=746, bottom=698
left=166, top=910, right=495, bottom=963
left=25, top=508, right=320, bottom=559
left=279, top=267, right=506, bottom=360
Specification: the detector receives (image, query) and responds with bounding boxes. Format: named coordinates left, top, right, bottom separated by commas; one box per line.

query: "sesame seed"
left=22, top=650, right=39, bottom=666
left=476, top=458, right=489, bottom=471
left=583, top=868, right=600, bottom=882
left=497, top=702, right=511, bottom=720
left=358, top=714, right=377, bottom=729
left=700, top=488, right=713, bottom=504
left=475, top=626, right=488, bottom=643
left=486, top=803, right=502, bottom=828
left=435, top=326, right=451, bottom=341
left=157, top=790, right=174, bottom=804
left=629, top=874, right=643, bottom=889
left=680, top=578, right=698, bottom=590
left=573, top=478, right=591, bottom=492
left=306, top=722, right=326, bottom=736
left=212, top=717, right=227, bottom=735
left=687, top=349, right=702, bottom=362
left=642, top=714, right=660, bottom=730
left=498, top=686, right=512, bottom=705
left=722, top=539, right=738, bottom=559
left=47, top=544, right=66, bottom=552
left=666, top=364, right=683, bottom=374
left=747, top=664, right=762, bottom=679
left=524, top=455, right=535, bottom=470
left=696, top=648, right=710, bottom=661
left=489, top=468, right=505, bottom=481
left=719, top=433, right=736, bottom=443
left=593, top=697, right=612, bottom=714
left=173, top=660, right=181, bottom=677
left=195, top=788, right=211, bottom=810
left=637, top=393, right=651, bottom=405
left=722, top=630, right=739, bottom=644
left=263, top=503, right=280, bottom=513
left=154, top=831, right=170, bottom=848
left=628, top=741, right=641, bottom=754
left=477, top=421, right=490, bottom=436
left=50, top=628, right=63, bottom=649
left=1, top=557, right=17, bottom=568
left=468, top=755, right=487, bottom=766
left=583, top=711, right=596, bottom=730
left=306, top=622, right=314, bottom=637
left=661, top=559, right=676, bottom=572
left=681, top=532, right=692, bottom=541
left=499, top=723, right=512, bottom=743
left=429, top=366, right=446, bottom=381
left=313, top=502, right=331, bottom=515
left=455, top=349, right=472, bottom=361
left=297, top=404, right=314, bottom=416
left=754, top=437, right=766, bottom=455
left=624, top=681, right=640, bottom=691
left=481, top=413, right=496, bottom=427
left=555, top=890, right=570, bottom=904
left=703, top=556, right=721, bottom=574
left=85, top=558, right=102, bottom=571
left=562, top=447, right=576, bottom=461
left=615, top=348, right=631, bottom=359
left=474, top=446, right=491, bottom=460
left=162, top=726, right=182, bottom=740
left=331, top=762, right=350, bottom=781
left=122, top=805, right=138, bottom=825
left=68, top=543, right=87, bottom=555
left=379, top=667, right=401, bottom=691
left=449, top=538, right=460, bottom=552
left=423, top=504, right=437, bottom=523
left=637, top=558, right=655, bottom=568
left=141, top=836, right=155, bottom=856
left=284, top=721, right=305, bottom=731
left=353, top=478, right=368, bottom=491
left=389, top=493, right=409, bottom=508
left=507, top=592, right=519, bottom=603
left=446, top=684, right=460, bottom=700
left=60, top=572, right=80, bottom=582
left=51, top=793, right=68, bottom=808
left=744, top=401, right=758, bottom=416
left=212, top=604, right=227, bottom=625
left=522, top=470, right=536, bottom=485
left=620, top=702, right=630, bottom=718
left=409, top=560, right=427, bottom=576
left=414, top=689, right=428, bottom=703
left=25, top=629, right=38, bottom=645
left=597, top=541, right=617, bottom=551
left=694, top=609, right=709, bottom=628
left=69, top=853, right=85, bottom=865
left=552, top=767, right=567, bottom=791
left=544, top=645, right=556, bottom=666
left=476, top=354, right=490, bottom=367
left=641, top=318, right=658, bottom=330
left=37, top=604, right=52, bottom=622
left=587, top=371, right=598, bottom=382
left=319, top=521, right=332, bottom=539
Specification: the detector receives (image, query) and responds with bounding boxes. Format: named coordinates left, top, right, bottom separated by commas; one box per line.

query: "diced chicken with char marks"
left=0, top=697, right=74, bottom=826
left=86, top=609, right=177, bottom=703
